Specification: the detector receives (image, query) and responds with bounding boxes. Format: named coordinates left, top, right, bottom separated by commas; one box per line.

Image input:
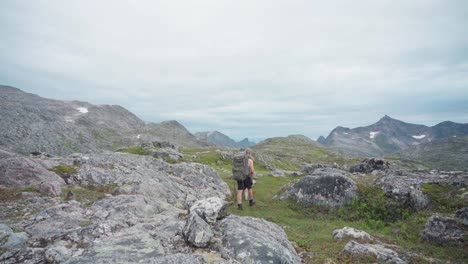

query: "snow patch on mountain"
left=412, top=135, right=426, bottom=139
left=369, top=131, right=380, bottom=139
left=76, top=107, right=88, bottom=114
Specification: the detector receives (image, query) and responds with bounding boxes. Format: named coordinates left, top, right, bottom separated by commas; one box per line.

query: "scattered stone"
left=421, top=215, right=465, bottom=245
left=270, top=169, right=285, bottom=177
left=301, top=164, right=324, bottom=175
left=342, top=240, right=407, bottom=264
left=183, top=213, right=214, bottom=248
left=332, top=227, right=372, bottom=243
left=275, top=168, right=357, bottom=208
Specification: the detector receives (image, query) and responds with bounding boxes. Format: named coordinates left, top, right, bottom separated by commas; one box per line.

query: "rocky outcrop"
left=216, top=215, right=301, bottom=264
left=148, top=147, right=184, bottom=161
left=275, top=168, right=357, bottom=208
left=0, top=151, right=302, bottom=263
left=421, top=215, right=466, bottom=245
left=301, top=163, right=325, bottom=175
left=375, top=173, right=428, bottom=211
left=349, top=158, right=389, bottom=174
left=332, top=227, right=372, bottom=243
left=342, top=240, right=407, bottom=264
left=0, top=149, right=65, bottom=196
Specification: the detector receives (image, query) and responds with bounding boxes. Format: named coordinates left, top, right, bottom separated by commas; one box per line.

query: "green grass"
left=180, top=147, right=467, bottom=263
left=421, top=184, right=466, bottom=213
left=51, top=165, right=78, bottom=175
left=117, top=146, right=149, bottom=156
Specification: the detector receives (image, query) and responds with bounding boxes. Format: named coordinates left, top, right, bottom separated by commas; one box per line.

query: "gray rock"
left=189, top=197, right=231, bottom=224
left=275, top=168, right=357, bottom=208
left=45, top=246, right=72, bottom=263
left=0, top=149, right=65, bottom=196
left=0, top=224, right=13, bottom=241
left=349, top=158, right=389, bottom=174
left=342, top=240, right=407, bottom=264
left=216, top=215, right=301, bottom=264
left=421, top=215, right=465, bottom=245
left=332, top=227, right=372, bottom=242
left=301, top=164, right=325, bottom=175
left=2, top=232, right=28, bottom=250
left=270, top=169, right=285, bottom=177
left=183, top=213, right=214, bottom=248
left=376, top=173, right=428, bottom=210
left=455, top=207, right=468, bottom=226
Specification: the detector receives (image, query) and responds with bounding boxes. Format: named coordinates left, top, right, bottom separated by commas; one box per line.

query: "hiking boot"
left=249, top=199, right=256, bottom=206
left=237, top=203, right=243, bottom=210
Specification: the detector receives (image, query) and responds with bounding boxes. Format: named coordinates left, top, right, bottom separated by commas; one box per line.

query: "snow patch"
left=369, top=131, right=380, bottom=139
left=412, top=135, right=426, bottom=139
left=76, top=107, right=88, bottom=114
left=65, top=118, right=73, bottom=122
left=453, top=135, right=457, bottom=138
left=343, top=132, right=349, bottom=135
left=137, top=134, right=141, bottom=139
left=207, top=131, right=215, bottom=137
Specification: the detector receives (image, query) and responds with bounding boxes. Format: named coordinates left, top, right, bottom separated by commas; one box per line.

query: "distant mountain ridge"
left=0, top=85, right=208, bottom=155
left=195, top=131, right=255, bottom=148
left=319, top=115, right=468, bottom=156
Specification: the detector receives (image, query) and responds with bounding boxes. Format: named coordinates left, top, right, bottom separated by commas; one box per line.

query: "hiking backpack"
left=232, top=153, right=250, bottom=181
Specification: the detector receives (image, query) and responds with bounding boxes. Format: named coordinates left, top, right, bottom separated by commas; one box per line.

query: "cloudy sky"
left=1, top=0, right=467, bottom=142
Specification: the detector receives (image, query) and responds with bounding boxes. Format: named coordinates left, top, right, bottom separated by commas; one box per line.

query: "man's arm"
left=249, top=159, right=255, bottom=177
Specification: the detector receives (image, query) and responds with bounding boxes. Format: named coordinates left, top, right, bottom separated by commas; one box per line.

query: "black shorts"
left=237, top=177, right=253, bottom=190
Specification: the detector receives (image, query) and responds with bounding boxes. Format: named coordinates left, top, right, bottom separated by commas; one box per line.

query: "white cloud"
left=1, top=0, right=467, bottom=141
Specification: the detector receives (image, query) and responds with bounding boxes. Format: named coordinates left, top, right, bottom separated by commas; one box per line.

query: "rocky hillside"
left=320, top=115, right=468, bottom=157
left=195, top=131, right=255, bottom=148
left=398, top=136, right=468, bottom=171
left=252, top=135, right=358, bottom=174
left=0, top=85, right=207, bottom=155
left=0, top=149, right=301, bottom=263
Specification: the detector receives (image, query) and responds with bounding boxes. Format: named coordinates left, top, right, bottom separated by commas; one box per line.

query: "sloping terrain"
left=398, top=136, right=468, bottom=171
left=0, top=85, right=207, bottom=155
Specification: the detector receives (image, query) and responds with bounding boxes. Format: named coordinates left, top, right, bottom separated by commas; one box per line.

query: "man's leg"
left=248, top=188, right=254, bottom=200
left=236, top=180, right=244, bottom=210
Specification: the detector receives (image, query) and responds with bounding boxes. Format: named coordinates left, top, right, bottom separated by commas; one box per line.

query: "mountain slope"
left=195, top=131, right=255, bottom=148
left=0, top=85, right=207, bottom=155
left=321, top=115, right=468, bottom=157
left=398, top=136, right=468, bottom=171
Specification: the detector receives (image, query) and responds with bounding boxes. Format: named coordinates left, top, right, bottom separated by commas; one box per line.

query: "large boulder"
left=375, top=173, right=428, bottom=211
left=421, top=215, right=466, bottom=245
left=275, top=168, right=357, bottom=208
left=0, top=149, right=65, bottom=196
left=216, top=215, right=301, bottom=264
left=349, top=158, right=388, bottom=174
left=342, top=240, right=407, bottom=264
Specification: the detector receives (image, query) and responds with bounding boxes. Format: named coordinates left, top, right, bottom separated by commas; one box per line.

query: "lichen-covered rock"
left=1, top=232, right=28, bottom=251
left=149, top=147, right=184, bottom=161
left=189, top=197, right=231, bottom=224
left=455, top=207, right=468, bottom=226
left=0, top=224, right=13, bottom=241
left=45, top=246, right=72, bottom=263
left=375, top=173, right=428, bottom=210
left=332, top=227, right=372, bottom=243
left=275, top=168, right=357, bottom=208
left=216, top=215, right=301, bottom=264
left=301, top=163, right=325, bottom=175
left=421, top=215, right=465, bottom=245
left=0, top=149, right=65, bottom=196
left=183, top=213, right=214, bottom=248
left=342, top=240, right=407, bottom=264
left=270, top=169, right=285, bottom=177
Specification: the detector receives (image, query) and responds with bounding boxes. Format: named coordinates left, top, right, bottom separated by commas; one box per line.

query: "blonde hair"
left=245, top=148, right=252, bottom=155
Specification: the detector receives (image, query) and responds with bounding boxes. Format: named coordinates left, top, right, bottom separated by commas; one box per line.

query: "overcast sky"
left=1, top=1, right=467, bottom=142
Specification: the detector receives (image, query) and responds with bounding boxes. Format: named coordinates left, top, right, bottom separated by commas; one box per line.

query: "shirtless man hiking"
left=232, top=148, right=256, bottom=210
